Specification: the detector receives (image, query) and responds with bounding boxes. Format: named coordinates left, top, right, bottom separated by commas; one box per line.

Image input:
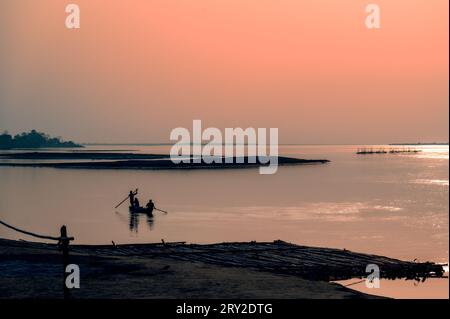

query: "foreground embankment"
left=0, top=239, right=444, bottom=299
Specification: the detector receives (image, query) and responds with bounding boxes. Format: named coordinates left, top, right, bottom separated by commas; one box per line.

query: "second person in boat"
left=133, top=197, right=140, bottom=209
left=146, top=199, right=155, bottom=212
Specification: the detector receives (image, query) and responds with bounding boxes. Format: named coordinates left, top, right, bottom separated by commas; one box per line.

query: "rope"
left=0, top=219, right=62, bottom=241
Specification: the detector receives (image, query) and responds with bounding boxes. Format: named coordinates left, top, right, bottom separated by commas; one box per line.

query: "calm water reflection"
left=127, top=211, right=154, bottom=233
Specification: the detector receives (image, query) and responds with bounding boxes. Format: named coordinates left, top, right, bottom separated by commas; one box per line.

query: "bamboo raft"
left=3, top=239, right=444, bottom=282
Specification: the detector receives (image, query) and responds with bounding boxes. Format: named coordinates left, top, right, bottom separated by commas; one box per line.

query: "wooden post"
left=60, top=225, right=71, bottom=300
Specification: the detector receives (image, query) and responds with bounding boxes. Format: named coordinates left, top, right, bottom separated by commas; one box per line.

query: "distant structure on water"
left=356, top=147, right=421, bottom=155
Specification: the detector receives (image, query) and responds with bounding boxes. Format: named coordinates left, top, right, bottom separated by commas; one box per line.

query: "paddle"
left=154, top=207, right=168, bottom=214
left=115, top=188, right=138, bottom=209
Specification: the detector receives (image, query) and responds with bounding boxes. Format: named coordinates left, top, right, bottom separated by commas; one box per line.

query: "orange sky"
left=0, top=0, right=448, bottom=143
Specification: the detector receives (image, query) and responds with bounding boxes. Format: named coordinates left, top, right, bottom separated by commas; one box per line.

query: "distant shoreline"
left=81, top=142, right=450, bottom=146
left=0, top=151, right=170, bottom=160
left=389, top=142, right=448, bottom=146
left=0, top=153, right=329, bottom=170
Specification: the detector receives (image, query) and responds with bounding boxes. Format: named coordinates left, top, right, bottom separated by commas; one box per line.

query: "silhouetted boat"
left=129, top=206, right=153, bottom=216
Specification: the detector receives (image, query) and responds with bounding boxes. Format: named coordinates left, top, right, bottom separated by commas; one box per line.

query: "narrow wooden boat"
left=129, top=206, right=153, bottom=216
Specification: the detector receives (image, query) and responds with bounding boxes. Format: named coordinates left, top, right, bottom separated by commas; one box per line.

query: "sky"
left=0, top=0, right=448, bottom=144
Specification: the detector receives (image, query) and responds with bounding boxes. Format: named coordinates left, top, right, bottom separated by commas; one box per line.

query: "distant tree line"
left=0, top=130, right=82, bottom=149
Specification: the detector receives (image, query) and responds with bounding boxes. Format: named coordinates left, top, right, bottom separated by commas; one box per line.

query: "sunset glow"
left=0, top=0, right=448, bottom=143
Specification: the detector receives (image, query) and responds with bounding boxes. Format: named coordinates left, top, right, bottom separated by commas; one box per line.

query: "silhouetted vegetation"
left=0, top=130, right=82, bottom=149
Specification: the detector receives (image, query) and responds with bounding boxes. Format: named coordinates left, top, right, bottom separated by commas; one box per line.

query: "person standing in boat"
left=128, top=190, right=138, bottom=206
